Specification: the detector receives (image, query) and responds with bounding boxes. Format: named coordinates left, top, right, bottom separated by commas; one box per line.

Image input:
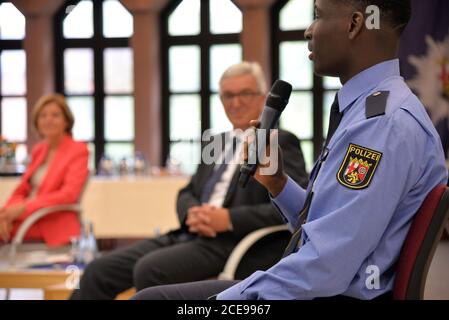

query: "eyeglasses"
left=220, top=90, right=261, bottom=104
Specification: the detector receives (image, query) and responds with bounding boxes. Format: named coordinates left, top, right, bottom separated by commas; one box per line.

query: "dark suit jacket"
left=176, top=130, right=308, bottom=241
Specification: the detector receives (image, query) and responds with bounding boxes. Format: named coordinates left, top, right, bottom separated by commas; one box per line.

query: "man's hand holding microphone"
left=239, top=79, right=292, bottom=197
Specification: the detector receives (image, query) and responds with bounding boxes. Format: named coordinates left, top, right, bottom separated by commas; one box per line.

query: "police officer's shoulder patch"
left=337, top=144, right=382, bottom=190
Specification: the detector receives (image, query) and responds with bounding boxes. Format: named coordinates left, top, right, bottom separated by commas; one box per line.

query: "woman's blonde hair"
left=32, top=93, right=74, bottom=136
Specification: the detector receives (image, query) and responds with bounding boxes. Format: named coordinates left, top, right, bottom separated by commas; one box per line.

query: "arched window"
left=272, top=0, right=341, bottom=171
left=161, top=0, right=243, bottom=174
left=54, top=0, right=134, bottom=171
left=0, top=1, right=27, bottom=164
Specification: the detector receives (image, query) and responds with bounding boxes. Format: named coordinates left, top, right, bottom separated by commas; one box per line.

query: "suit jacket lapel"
left=24, top=142, right=49, bottom=183
left=37, top=135, right=71, bottom=193
left=198, top=162, right=215, bottom=194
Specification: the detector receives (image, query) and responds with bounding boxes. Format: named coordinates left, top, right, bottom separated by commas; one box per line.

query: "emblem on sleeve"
left=337, top=144, right=382, bottom=189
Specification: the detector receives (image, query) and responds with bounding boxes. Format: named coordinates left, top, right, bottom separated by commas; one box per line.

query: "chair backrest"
left=7, top=175, right=90, bottom=267
left=217, top=225, right=290, bottom=281
left=393, top=184, right=449, bottom=300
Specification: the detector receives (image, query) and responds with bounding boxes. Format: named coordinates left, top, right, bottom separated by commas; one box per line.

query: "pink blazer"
left=4, top=134, right=89, bottom=246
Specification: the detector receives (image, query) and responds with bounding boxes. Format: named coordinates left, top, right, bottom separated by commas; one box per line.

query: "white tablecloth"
left=0, top=176, right=189, bottom=238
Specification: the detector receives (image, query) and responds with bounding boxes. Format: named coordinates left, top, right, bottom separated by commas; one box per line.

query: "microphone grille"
left=266, top=80, right=293, bottom=112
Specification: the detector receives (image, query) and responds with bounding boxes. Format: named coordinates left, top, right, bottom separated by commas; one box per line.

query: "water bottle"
left=84, top=222, right=98, bottom=264
left=134, top=151, right=147, bottom=176
left=118, top=157, right=129, bottom=176
left=98, top=155, right=114, bottom=176
left=73, top=221, right=97, bottom=265
left=75, top=221, right=88, bottom=265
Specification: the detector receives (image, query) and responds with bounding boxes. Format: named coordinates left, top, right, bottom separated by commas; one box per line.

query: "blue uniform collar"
left=337, top=59, right=400, bottom=113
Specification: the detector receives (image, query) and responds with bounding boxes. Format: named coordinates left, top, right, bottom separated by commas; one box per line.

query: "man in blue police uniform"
left=132, top=0, right=448, bottom=300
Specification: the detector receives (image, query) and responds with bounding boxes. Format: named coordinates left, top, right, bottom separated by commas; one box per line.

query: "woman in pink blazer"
left=0, top=94, right=89, bottom=247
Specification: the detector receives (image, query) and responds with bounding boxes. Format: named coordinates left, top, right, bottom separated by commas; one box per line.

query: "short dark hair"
left=340, top=0, right=412, bottom=34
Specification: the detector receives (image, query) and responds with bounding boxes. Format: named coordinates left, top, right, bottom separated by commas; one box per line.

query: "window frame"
left=54, top=0, right=133, bottom=170
left=0, top=0, right=26, bottom=143
left=271, top=0, right=326, bottom=162
left=160, top=0, right=242, bottom=165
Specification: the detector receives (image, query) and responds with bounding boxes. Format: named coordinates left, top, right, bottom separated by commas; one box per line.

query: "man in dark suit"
left=70, top=61, right=308, bottom=300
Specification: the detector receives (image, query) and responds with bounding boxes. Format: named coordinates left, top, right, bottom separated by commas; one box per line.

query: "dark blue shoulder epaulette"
left=366, top=91, right=390, bottom=119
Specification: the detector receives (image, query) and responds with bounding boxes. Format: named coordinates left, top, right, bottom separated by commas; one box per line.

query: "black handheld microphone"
left=238, top=80, right=292, bottom=188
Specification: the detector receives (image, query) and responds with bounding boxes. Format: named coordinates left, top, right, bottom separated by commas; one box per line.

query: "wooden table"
left=43, top=283, right=135, bottom=300
left=0, top=267, right=72, bottom=300
left=0, top=267, right=135, bottom=300
left=0, top=268, right=71, bottom=289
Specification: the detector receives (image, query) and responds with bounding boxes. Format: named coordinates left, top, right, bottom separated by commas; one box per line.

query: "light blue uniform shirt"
left=217, top=59, right=448, bottom=300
